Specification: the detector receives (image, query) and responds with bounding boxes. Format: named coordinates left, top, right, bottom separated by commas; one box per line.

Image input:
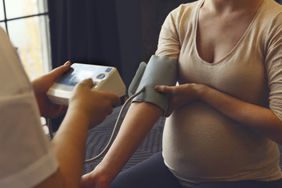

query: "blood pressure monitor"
left=47, top=63, right=126, bottom=105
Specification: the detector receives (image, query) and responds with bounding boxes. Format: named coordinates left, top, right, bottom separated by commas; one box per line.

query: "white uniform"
left=0, top=28, right=58, bottom=188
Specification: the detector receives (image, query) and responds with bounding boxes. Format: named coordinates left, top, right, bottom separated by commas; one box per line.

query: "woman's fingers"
left=155, top=85, right=176, bottom=94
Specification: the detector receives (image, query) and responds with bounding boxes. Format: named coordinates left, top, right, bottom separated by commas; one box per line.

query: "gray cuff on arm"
left=128, top=55, right=177, bottom=115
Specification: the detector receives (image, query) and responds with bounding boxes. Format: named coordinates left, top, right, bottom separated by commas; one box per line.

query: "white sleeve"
left=0, top=28, right=58, bottom=188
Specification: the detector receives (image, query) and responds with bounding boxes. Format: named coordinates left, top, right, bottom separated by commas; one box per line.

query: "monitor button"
left=96, top=73, right=106, bottom=79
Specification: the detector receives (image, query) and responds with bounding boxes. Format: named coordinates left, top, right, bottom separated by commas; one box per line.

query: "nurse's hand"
left=69, top=79, right=120, bottom=127
left=32, top=61, right=71, bottom=118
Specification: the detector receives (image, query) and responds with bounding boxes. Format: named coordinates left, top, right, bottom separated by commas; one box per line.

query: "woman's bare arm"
left=81, top=102, right=163, bottom=188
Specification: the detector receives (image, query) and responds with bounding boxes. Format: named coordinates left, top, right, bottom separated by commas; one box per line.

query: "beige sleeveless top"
left=156, top=0, right=282, bottom=184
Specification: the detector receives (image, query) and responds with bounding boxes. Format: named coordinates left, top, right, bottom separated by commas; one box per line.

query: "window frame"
left=0, top=0, right=52, bottom=74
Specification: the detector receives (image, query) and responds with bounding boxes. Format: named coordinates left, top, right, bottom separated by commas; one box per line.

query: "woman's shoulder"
left=166, top=1, right=200, bottom=29
left=168, top=1, right=200, bottom=19
left=252, top=0, right=282, bottom=40
left=261, top=0, right=282, bottom=22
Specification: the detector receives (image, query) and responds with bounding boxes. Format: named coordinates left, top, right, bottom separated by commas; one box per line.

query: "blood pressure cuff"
left=128, top=55, right=177, bottom=115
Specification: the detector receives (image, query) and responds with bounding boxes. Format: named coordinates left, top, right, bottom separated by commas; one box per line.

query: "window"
left=0, top=0, right=51, bottom=79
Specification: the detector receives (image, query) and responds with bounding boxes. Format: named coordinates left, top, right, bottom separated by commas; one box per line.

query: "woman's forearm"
left=196, top=84, right=282, bottom=143
left=96, top=102, right=163, bottom=182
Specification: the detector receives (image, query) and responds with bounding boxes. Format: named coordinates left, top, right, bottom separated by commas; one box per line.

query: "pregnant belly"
left=162, top=102, right=279, bottom=181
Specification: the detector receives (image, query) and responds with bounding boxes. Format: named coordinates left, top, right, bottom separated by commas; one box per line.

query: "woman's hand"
left=32, top=61, right=71, bottom=118
left=155, top=83, right=204, bottom=114
left=81, top=165, right=111, bottom=188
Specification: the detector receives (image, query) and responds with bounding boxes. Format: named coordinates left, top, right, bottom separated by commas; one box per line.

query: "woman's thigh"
left=194, top=179, right=282, bottom=188
left=110, top=152, right=282, bottom=188
left=110, top=152, right=183, bottom=188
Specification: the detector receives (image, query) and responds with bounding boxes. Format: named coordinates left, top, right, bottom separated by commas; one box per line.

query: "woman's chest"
left=196, top=11, right=258, bottom=64
left=178, top=49, right=268, bottom=105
